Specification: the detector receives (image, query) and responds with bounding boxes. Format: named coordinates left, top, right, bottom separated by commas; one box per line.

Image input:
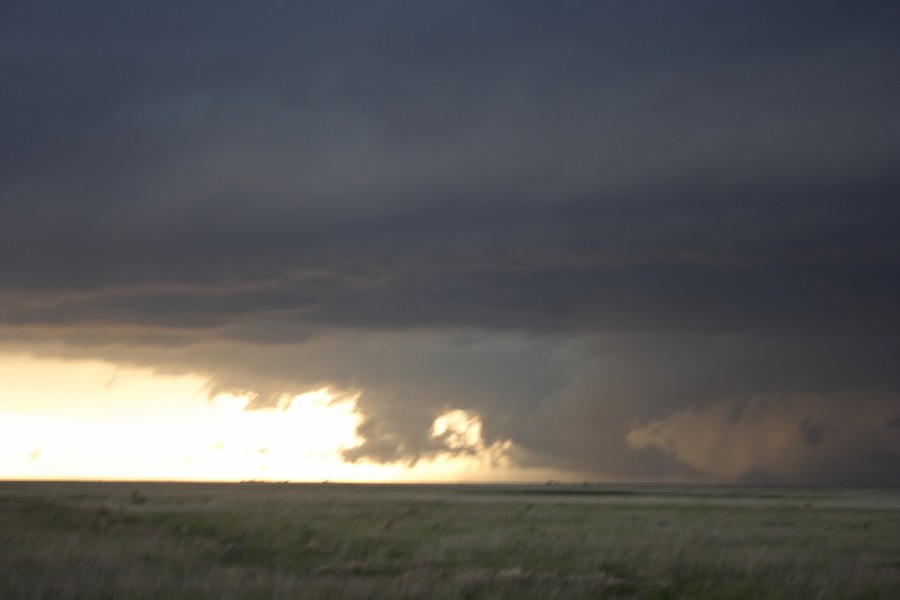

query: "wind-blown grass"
left=1, top=481, right=898, bottom=598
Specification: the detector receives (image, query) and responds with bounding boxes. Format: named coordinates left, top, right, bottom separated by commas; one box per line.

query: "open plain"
left=1, top=481, right=899, bottom=599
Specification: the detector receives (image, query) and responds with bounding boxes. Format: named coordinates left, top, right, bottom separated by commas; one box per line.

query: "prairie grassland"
left=1, top=482, right=899, bottom=598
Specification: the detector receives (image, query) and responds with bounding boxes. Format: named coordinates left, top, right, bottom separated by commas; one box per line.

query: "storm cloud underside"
left=2, top=1, right=900, bottom=483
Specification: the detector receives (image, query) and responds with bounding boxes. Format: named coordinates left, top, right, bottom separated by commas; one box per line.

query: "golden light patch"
left=0, top=352, right=567, bottom=483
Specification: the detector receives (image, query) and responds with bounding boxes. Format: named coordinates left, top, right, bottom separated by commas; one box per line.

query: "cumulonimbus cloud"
left=1, top=1, right=899, bottom=483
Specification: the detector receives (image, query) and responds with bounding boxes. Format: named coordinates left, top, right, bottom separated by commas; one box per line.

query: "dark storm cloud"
left=799, top=419, right=829, bottom=447
left=2, top=1, right=900, bottom=483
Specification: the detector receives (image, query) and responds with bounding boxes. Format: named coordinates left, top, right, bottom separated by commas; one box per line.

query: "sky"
left=1, top=1, right=899, bottom=485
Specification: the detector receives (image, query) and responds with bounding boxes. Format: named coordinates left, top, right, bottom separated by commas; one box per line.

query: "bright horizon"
left=0, top=351, right=568, bottom=483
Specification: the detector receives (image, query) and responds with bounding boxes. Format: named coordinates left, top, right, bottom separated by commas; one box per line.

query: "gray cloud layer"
left=2, top=1, right=899, bottom=484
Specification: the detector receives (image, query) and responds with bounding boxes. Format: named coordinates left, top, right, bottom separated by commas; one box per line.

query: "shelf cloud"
left=2, top=1, right=899, bottom=483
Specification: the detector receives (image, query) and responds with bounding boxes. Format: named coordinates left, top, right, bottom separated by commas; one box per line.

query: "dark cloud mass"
left=2, top=1, right=899, bottom=484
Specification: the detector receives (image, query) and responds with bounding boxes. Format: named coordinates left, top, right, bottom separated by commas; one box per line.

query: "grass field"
left=1, top=481, right=899, bottom=598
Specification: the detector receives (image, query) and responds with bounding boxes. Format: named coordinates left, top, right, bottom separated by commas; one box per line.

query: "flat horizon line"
left=2, top=478, right=899, bottom=491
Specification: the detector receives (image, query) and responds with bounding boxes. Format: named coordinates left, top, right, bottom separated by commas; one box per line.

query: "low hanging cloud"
left=628, top=392, right=900, bottom=485
left=1, top=1, right=899, bottom=484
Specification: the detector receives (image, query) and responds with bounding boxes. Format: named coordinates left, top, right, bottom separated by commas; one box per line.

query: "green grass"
left=1, top=482, right=899, bottom=598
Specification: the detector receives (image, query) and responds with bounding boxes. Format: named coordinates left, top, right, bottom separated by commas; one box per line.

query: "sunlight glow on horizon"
left=0, top=352, right=559, bottom=483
